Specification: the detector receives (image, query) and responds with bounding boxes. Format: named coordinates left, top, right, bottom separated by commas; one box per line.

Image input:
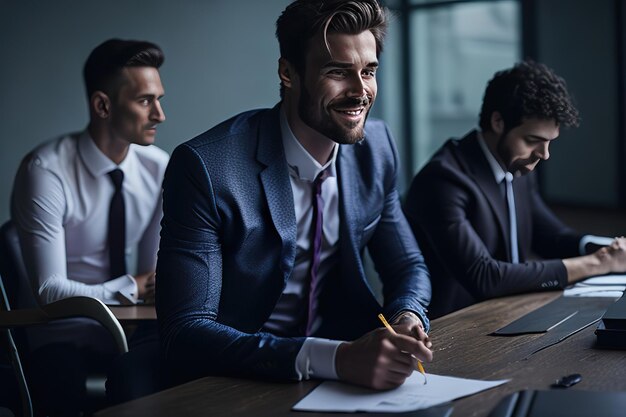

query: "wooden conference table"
left=109, top=304, right=157, bottom=323
left=96, top=292, right=626, bottom=417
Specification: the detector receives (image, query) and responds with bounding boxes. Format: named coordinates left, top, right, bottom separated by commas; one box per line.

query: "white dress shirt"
left=11, top=130, right=169, bottom=305
left=262, top=110, right=342, bottom=380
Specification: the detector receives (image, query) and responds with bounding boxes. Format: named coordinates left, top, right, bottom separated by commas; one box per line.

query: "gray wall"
left=1, top=0, right=623, bottom=224
left=0, top=0, right=291, bottom=223
left=536, top=0, right=620, bottom=207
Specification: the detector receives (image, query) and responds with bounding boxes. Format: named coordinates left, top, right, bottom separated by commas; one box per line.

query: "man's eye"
left=329, top=70, right=346, bottom=77
left=363, top=69, right=377, bottom=78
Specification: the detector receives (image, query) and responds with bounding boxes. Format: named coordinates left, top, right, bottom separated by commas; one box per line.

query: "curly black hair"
left=479, top=60, right=580, bottom=132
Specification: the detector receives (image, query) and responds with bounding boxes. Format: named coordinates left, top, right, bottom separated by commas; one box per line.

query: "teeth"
left=338, top=109, right=363, bottom=116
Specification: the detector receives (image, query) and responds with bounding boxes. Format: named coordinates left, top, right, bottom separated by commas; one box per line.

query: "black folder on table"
left=596, top=294, right=626, bottom=348
left=488, top=390, right=626, bottom=417
left=493, top=296, right=612, bottom=336
left=600, top=293, right=626, bottom=330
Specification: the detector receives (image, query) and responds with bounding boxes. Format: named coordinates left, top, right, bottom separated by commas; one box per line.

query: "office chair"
left=0, top=278, right=128, bottom=417
left=106, top=339, right=168, bottom=405
left=0, top=221, right=128, bottom=416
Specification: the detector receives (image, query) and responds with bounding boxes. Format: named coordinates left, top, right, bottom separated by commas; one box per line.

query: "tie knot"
left=314, top=169, right=329, bottom=185
left=108, top=169, right=124, bottom=189
left=312, top=169, right=329, bottom=195
left=504, top=172, right=514, bottom=183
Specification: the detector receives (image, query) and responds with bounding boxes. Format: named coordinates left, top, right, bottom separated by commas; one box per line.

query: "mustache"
left=332, top=95, right=372, bottom=108
left=519, top=156, right=540, bottom=166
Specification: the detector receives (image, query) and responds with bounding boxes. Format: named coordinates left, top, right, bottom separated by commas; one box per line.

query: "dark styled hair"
left=83, top=38, right=164, bottom=99
left=276, top=0, right=388, bottom=95
left=479, top=60, right=580, bottom=132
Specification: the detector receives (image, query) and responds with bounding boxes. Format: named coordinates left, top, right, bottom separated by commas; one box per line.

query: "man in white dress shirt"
left=10, top=38, right=168, bottom=416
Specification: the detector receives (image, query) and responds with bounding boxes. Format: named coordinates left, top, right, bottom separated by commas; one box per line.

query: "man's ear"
left=278, top=57, right=296, bottom=91
left=490, top=111, right=505, bottom=135
left=91, top=91, right=111, bottom=119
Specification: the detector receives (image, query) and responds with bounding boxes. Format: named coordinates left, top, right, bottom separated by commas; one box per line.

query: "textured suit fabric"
left=404, top=130, right=583, bottom=318
left=156, top=105, right=431, bottom=383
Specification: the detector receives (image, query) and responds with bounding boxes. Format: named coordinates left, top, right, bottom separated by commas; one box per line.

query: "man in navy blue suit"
left=157, top=0, right=432, bottom=389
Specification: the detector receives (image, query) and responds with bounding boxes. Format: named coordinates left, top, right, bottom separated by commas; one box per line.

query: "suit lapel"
left=256, top=106, right=297, bottom=278
left=337, top=144, right=361, bottom=258
left=456, top=132, right=512, bottom=259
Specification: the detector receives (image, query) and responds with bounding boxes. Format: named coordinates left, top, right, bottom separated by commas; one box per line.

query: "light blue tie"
left=505, top=172, right=519, bottom=263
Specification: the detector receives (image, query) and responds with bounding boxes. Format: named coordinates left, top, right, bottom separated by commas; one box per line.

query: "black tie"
left=108, top=169, right=126, bottom=278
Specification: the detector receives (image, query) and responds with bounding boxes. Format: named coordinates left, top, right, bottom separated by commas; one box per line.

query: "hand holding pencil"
left=335, top=311, right=433, bottom=390
left=378, top=313, right=428, bottom=384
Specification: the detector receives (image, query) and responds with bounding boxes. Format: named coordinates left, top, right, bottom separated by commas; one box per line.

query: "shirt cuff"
left=294, top=338, right=342, bottom=381
left=390, top=308, right=430, bottom=333
left=103, top=274, right=138, bottom=304
left=579, top=235, right=613, bottom=255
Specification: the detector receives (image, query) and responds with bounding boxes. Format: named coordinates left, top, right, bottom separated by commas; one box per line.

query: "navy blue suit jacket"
left=156, top=105, right=431, bottom=382
left=404, top=130, right=583, bottom=318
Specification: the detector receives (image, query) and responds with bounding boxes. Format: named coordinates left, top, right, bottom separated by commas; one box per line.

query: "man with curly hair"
left=404, top=61, right=626, bottom=318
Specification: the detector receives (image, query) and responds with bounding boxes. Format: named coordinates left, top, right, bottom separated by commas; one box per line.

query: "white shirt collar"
left=477, top=130, right=507, bottom=184
left=280, top=108, right=337, bottom=182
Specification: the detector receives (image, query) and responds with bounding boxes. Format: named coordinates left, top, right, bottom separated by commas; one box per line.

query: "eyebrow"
left=322, top=61, right=379, bottom=70
left=136, top=93, right=164, bottom=99
left=526, top=134, right=554, bottom=142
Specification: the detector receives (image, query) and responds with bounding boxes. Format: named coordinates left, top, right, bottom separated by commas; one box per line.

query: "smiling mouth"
left=333, top=107, right=366, bottom=119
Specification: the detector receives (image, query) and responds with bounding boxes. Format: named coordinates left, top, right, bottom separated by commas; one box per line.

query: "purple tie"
left=304, top=169, right=329, bottom=336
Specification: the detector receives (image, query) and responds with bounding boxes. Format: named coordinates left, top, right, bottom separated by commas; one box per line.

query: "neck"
left=481, top=129, right=507, bottom=171
left=282, top=98, right=335, bottom=165
left=88, top=122, right=130, bottom=165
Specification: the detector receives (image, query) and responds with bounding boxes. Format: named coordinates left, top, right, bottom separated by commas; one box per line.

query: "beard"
left=297, top=82, right=372, bottom=145
left=496, top=132, right=540, bottom=175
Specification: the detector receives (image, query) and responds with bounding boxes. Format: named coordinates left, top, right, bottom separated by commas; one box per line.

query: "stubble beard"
left=298, top=84, right=371, bottom=145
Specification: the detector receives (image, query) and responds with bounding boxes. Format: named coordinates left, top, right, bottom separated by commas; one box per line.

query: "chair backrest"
left=0, top=272, right=33, bottom=417
left=0, top=220, right=128, bottom=416
left=0, top=221, right=37, bottom=310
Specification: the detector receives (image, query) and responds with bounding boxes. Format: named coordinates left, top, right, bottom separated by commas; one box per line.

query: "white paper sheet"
left=563, top=287, right=625, bottom=298
left=577, top=275, right=626, bottom=286
left=563, top=274, right=626, bottom=298
left=292, top=372, right=508, bottom=413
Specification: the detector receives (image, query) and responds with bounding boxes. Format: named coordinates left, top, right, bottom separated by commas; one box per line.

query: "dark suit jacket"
left=404, top=130, right=583, bottom=318
left=156, top=105, right=431, bottom=383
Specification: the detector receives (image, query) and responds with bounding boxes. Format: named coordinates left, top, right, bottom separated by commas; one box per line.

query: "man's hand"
left=599, top=237, right=626, bottom=273
left=134, top=271, right=156, bottom=303
left=566, top=237, right=626, bottom=283
left=335, top=324, right=433, bottom=390
left=391, top=311, right=433, bottom=350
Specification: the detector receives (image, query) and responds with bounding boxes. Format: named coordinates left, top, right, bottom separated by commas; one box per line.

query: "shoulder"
left=171, top=108, right=274, bottom=172
left=417, top=134, right=476, bottom=179
left=131, top=144, right=170, bottom=175
left=167, top=108, right=274, bottom=180
left=25, top=133, right=80, bottom=168
left=183, top=108, right=270, bottom=152
left=408, top=135, right=480, bottom=201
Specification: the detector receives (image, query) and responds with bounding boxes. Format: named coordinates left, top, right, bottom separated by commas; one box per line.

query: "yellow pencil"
left=378, top=313, right=427, bottom=384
